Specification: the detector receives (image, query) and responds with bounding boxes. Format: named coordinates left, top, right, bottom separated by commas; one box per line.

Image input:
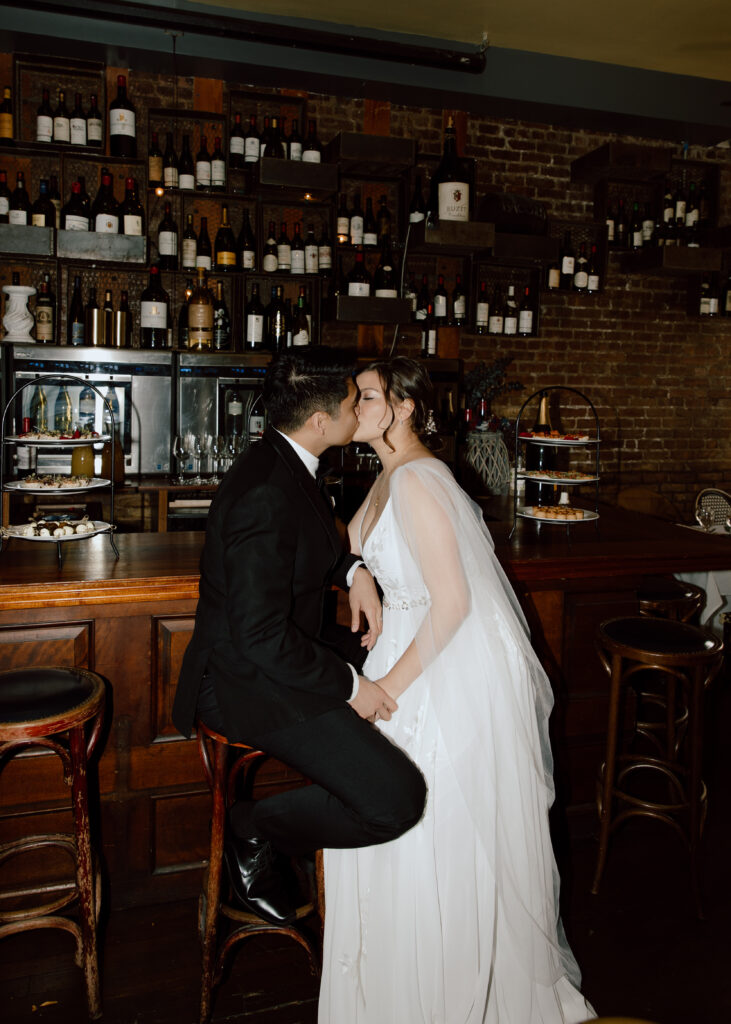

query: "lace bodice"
left=361, top=499, right=431, bottom=612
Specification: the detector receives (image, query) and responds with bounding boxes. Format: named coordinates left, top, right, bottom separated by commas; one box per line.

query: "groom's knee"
left=368, top=760, right=427, bottom=842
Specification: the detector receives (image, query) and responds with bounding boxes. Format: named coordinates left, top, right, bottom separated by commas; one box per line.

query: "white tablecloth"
left=676, top=568, right=731, bottom=636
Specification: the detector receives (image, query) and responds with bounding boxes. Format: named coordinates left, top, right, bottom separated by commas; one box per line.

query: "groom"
left=173, top=347, right=426, bottom=924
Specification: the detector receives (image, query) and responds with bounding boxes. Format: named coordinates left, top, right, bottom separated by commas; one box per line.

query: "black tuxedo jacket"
left=173, top=426, right=359, bottom=742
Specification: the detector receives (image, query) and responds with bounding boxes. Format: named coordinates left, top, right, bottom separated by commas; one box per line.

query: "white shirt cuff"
left=347, top=664, right=360, bottom=702
left=346, top=560, right=366, bottom=587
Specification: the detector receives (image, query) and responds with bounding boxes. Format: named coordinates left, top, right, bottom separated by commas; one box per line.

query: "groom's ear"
left=309, top=409, right=330, bottom=435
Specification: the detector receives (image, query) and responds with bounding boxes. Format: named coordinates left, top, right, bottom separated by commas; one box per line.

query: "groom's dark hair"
left=264, top=346, right=357, bottom=433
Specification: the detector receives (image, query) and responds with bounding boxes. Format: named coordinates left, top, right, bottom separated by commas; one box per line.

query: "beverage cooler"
left=177, top=353, right=268, bottom=448
left=8, top=346, right=173, bottom=476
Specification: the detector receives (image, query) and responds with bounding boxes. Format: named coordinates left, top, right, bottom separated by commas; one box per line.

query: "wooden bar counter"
left=1, top=506, right=728, bottom=908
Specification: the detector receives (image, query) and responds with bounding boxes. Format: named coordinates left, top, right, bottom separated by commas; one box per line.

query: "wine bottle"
left=70, top=93, right=87, bottom=146
left=642, top=203, right=655, bottom=246
left=605, top=202, right=616, bottom=246
left=148, top=131, right=163, bottom=188
left=31, top=179, right=56, bottom=227
left=318, top=223, right=332, bottom=276
left=36, top=87, right=53, bottom=143
left=196, top=215, right=212, bottom=270
left=9, top=171, right=31, bottom=225
left=163, top=132, right=179, bottom=189
left=178, top=135, right=195, bottom=190
left=698, top=179, right=711, bottom=228
left=616, top=198, right=628, bottom=248
left=451, top=274, right=467, bottom=326
left=488, top=287, right=504, bottom=334
left=78, top=384, right=96, bottom=428
left=518, top=286, right=534, bottom=336
left=102, top=289, right=114, bottom=346
left=264, top=116, right=285, bottom=159
left=0, top=170, right=9, bottom=223
left=211, top=136, right=226, bottom=190
left=277, top=221, right=291, bottom=272
left=403, top=276, right=417, bottom=316
left=140, top=266, right=169, bottom=349
left=85, top=286, right=104, bottom=346
left=347, top=250, right=371, bottom=296
left=61, top=181, right=89, bottom=230
left=244, top=115, right=260, bottom=163
left=288, top=119, right=303, bottom=161
left=299, top=284, right=313, bottom=337
left=212, top=280, right=231, bottom=350
left=182, top=213, right=197, bottom=270
left=363, top=197, right=378, bottom=247
left=177, top=278, right=193, bottom=348
left=721, top=272, right=731, bottom=317
left=524, top=391, right=556, bottom=506
left=263, top=221, right=278, bottom=272
left=428, top=117, right=469, bottom=223
left=474, top=280, right=489, bottom=334
left=109, top=74, right=136, bottom=158
left=504, top=285, right=518, bottom=335
left=586, top=245, right=601, bottom=294
left=30, top=383, right=48, bottom=431
left=433, top=274, right=448, bottom=323
left=415, top=274, right=430, bottom=321
left=409, top=175, right=426, bottom=224
left=258, top=116, right=271, bottom=159
left=373, top=237, right=398, bottom=298
left=52, top=89, right=70, bottom=143
left=629, top=202, right=643, bottom=250
left=336, top=194, right=350, bottom=245
left=34, top=279, right=55, bottom=343
left=304, top=224, right=319, bottom=274
left=420, top=303, right=438, bottom=358
left=290, top=222, right=305, bottom=274
left=68, top=275, right=85, bottom=345
left=302, top=119, right=322, bottom=163
left=91, top=169, right=119, bottom=233
left=349, top=194, right=364, bottom=247
left=196, top=136, right=212, bottom=190
left=54, top=384, right=73, bottom=431
left=245, top=282, right=265, bottom=349
left=157, top=201, right=178, bottom=270
left=267, top=284, right=288, bottom=352
left=546, top=252, right=560, bottom=291
left=229, top=113, right=245, bottom=168
left=237, top=208, right=256, bottom=271
left=292, top=291, right=310, bottom=345
left=377, top=195, right=391, bottom=240
left=662, top=181, right=674, bottom=225
left=119, top=177, right=144, bottom=235
left=115, top=290, right=131, bottom=348
left=214, top=205, right=237, bottom=271
left=573, top=244, right=589, bottom=291
left=559, top=231, right=575, bottom=289
left=0, top=87, right=12, bottom=140
left=47, top=174, right=61, bottom=228
left=248, top=394, right=266, bottom=441
left=674, top=178, right=687, bottom=226
left=685, top=181, right=699, bottom=228
left=87, top=93, right=103, bottom=148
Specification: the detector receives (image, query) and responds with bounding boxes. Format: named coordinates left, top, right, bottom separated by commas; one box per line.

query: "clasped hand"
left=348, top=566, right=383, bottom=650
left=350, top=676, right=398, bottom=723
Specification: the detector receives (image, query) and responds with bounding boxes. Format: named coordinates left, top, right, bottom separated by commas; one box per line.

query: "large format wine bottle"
left=188, top=267, right=213, bottom=350
left=524, top=391, right=557, bottom=506
left=214, top=205, right=237, bottom=272
left=140, top=266, right=169, bottom=348
left=109, top=75, right=136, bottom=157
left=428, top=117, right=470, bottom=224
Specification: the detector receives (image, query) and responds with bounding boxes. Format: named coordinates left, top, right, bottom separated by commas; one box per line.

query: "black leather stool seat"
left=636, top=576, right=702, bottom=604
left=600, top=616, right=718, bottom=658
left=0, top=667, right=98, bottom=725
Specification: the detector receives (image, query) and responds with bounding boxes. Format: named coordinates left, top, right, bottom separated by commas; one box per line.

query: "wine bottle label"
left=700, top=297, right=711, bottom=315
left=140, top=300, right=167, bottom=328
left=259, top=140, right=267, bottom=158
left=211, top=160, right=226, bottom=186
left=163, top=165, right=178, bottom=188
left=292, top=328, right=309, bottom=345
left=605, top=218, right=615, bottom=241
left=241, top=250, right=255, bottom=270
left=454, top=296, right=466, bottom=318
left=438, top=181, right=469, bottom=222
left=32, top=213, right=47, bottom=227
left=87, top=117, right=103, bottom=142
left=561, top=256, right=575, bottom=275
left=416, top=307, right=427, bottom=321
left=196, top=254, right=212, bottom=270
left=337, top=216, right=349, bottom=238
left=642, top=220, right=654, bottom=241
left=675, top=201, right=686, bottom=221
left=9, top=210, right=28, bottom=225
left=64, top=213, right=88, bottom=230
left=35, top=307, right=53, bottom=341
left=504, top=315, right=518, bottom=335
left=196, top=162, right=211, bottom=187
left=632, top=230, right=643, bottom=247
left=318, top=246, right=332, bottom=269
left=159, top=230, right=178, bottom=255
left=36, top=115, right=52, bottom=142
left=305, top=247, right=319, bottom=273
left=216, top=251, right=236, bottom=266
left=53, top=117, right=70, bottom=143
left=725, top=293, right=731, bottom=314
left=434, top=295, right=447, bottom=318
left=709, top=297, right=719, bottom=315
left=249, top=415, right=265, bottom=436
left=375, top=288, right=398, bottom=298
left=123, top=214, right=142, bottom=235
left=71, top=321, right=85, bottom=345
left=363, top=231, right=377, bottom=246
left=96, top=213, right=119, bottom=233
left=0, top=197, right=8, bottom=215
left=146, top=155, right=162, bottom=181
left=476, top=301, right=489, bottom=325
left=348, top=281, right=370, bottom=297
left=110, top=108, right=135, bottom=137
left=70, top=118, right=86, bottom=145
left=350, top=216, right=364, bottom=245
left=277, top=244, right=291, bottom=268
left=263, top=253, right=278, bottom=272
left=0, top=113, right=12, bottom=138
left=289, top=142, right=302, bottom=161
left=182, top=239, right=197, bottom=266
left=247, top=313, right=264, bottom=343
left=488, top=314, right=503, bottom=333
left=663, top=206, right=674, bottom=223
left=230, top=136, right=245, bottom=155
left=179, top=173, right=195, bottom=190
left=245, top=138, right=260, bottom=161
left=686, top=208, right=699, bottom=227
left=409, top=210, right=425, bottom=223
left=548, top=267, right=560, bottom=289
left=587, top=274, right=600, bottom=292
left=427, top=329, right=438, bottom=355
left=518, top=310, right=533, bottom=333
left=302, top=150, right=321, bottom=163
left=290, top=250, right=305, bottom=274
left=574, top=270, right=588, bottom=289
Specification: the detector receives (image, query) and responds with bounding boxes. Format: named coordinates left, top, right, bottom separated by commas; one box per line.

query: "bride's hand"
left=348, top=566, right=383, bottom=650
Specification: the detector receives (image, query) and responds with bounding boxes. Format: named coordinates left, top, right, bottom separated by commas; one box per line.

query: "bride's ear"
left=398, top=398, right=416, bottom=424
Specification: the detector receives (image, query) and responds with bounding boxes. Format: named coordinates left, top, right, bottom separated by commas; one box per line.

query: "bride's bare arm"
left=347, top=490, right=372, bottom=556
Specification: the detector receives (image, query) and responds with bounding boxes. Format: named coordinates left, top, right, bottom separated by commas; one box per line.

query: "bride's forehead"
left=356, top=370, right=383, bottom=392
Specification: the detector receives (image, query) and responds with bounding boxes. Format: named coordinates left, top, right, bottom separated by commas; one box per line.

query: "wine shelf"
left=411, top=220, right=495, bottom=254
left=0, top=224, right=54, bottom=257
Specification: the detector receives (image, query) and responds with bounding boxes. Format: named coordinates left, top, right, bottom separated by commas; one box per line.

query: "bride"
left=319, top=357, right=595, bottom=1024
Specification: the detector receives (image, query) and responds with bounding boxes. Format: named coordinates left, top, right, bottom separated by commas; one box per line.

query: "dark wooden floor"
left=4, top=679, right=731, bottom=1024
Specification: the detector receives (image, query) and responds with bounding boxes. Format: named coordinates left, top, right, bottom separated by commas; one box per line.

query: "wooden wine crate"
left=492, top=232, right=558, bottom=263
left=620, top=246, right=724, bottom=275
left=253, top=159, right=338, bottom=198
left=411, top=220, right=495, bottom=254
left=324, top=133, right=416, bottom=178
left=0, top=224, right=54, bottom=257
left=56, top=231, right=146, bottom=263
left=330, top=295, right=413, bottom=324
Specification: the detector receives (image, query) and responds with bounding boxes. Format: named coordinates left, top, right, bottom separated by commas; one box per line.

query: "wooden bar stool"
left=0, top=666, right=106, bottom=1020
left=593, top=618, right=723, bottom=915
left=636, top=575, right=705, bottom=622
left=195, top=719, right=323, bottom=1024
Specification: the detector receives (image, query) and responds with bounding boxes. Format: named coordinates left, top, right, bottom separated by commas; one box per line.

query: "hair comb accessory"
left=425, top=410, right=437, bottom=435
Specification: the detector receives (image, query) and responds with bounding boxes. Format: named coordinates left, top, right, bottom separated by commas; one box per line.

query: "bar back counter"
left=0, top=504, right=728, bottom=909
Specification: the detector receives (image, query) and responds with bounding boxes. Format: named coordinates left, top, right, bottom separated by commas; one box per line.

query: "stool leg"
left=592, top=651, right=623, bottom=895
left=689, top=664, right=705, bottom=918
left=69, top=725, right=102, bottom=1021
left=200, top=739, right=227, bottom=1024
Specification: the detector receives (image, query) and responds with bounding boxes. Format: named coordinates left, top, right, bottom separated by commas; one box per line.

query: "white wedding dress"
left=319, top=459, right=595, bottom=1024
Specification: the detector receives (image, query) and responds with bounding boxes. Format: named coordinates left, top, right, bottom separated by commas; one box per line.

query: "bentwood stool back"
left=593, top=618, right=722, bottom=915
left=0, top=666, right=106, bottom=1020
left=636, top=575, right=705, bottom=623
left=195, top=718, right=323, bottom=1024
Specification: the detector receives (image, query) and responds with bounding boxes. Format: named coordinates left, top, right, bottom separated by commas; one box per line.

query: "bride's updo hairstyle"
left=362, top=356, right=434, bottom=451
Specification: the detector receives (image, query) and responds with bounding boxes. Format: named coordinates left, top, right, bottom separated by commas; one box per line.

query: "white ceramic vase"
left=2, top=284, right=37, bottom=342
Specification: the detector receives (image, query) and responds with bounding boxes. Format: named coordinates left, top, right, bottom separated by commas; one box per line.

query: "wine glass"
left=210, top=435, right=224, bottom=484
left=184, top=431, right=200, bottom=484
left=197, top=433, right=211, bottom=481
left=696, top=506, right=714, bottom=533
left=172, top=434, right=189, bottom=485
left=226, top=434, right=243, bottom=467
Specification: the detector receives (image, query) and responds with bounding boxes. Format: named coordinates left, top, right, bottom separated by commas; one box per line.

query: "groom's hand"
left=348, top=566, right=383, bottom=650
left=349, top=678, right=397, bottom=722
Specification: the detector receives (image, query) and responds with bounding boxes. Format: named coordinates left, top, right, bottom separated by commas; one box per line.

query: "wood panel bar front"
left=0, top=508, right=728, bottom=907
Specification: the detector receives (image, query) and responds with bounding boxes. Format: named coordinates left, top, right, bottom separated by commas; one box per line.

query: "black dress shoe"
left=222, top=831, right=299, bottom=925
